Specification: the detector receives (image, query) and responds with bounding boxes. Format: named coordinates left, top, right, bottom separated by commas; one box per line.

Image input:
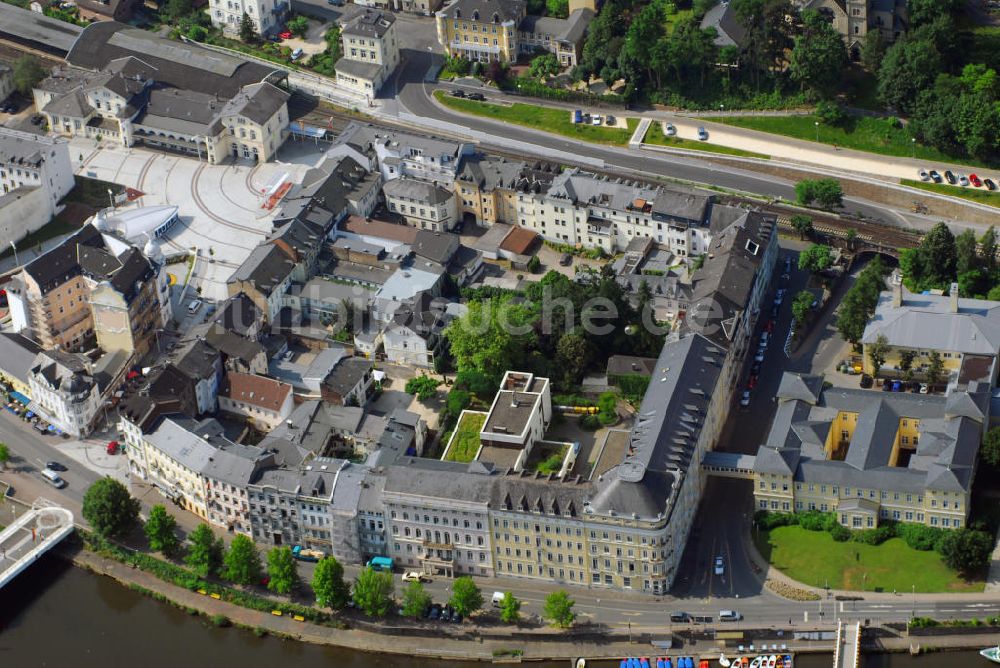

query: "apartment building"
left=801, top=0, right=907, bottom=56
left=204, top=441, right=276, bottom=534
left=38, top=24, right=289, bottom=164
left=753, top=373, right=986, bottom=530
left=7, top=224, right=169, bottom=355
left=516, top=8, right=593, bottom=67
left=0, top=128, right=75, bottom=247
left=383, top=178, right=459, bottom=232
left=382, top=292, right=453, bottom=367
left=454, top=154, right=548, bottom=227
left=227, top=244, right=297, bottom=324
left=27, top=350, right=103, bottom=437
left=861, top=276, right=1000, bottom=387
left=218, top=372, right=294, bottom=429
left=436, top=0, right=525, bottom=63
left=209, top=0, right=288, bottom=37
left=333, top=122, right=472, bottom=188
left=384, top=459, right=495, bottom=577
left=0, top=333, right=44, bottom=398
left=473, top=371, right=552, bottom=472
left=335, top=9, right=400, bottom=96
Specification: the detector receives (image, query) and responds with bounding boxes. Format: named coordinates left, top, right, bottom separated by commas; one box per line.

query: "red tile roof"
left=220, top=372, right=291, bottom=411
left=499, top=226, right=538, bottom=255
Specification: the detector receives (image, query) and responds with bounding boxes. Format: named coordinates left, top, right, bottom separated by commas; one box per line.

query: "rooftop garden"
left=442, top=412, right=486, bottom=464
left=525, top=442, right=568, bottom=475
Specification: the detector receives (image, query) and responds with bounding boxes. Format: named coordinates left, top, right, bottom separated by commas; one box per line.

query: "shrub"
left=897, top=523, right=946, bottom=552
left=797, top=510, right=835, bottom=532
left=210, top=614, right=231, bottom=627
left=754, top=510, right=798, bottom=531
left=829, top=523, right=852, bottom=542
left=580, top=414, right=601, bottom=430
left=852, top=524, right=896, bottom=546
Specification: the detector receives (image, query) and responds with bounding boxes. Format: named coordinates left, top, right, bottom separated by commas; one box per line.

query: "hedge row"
left=755, top=511, right=948, bottom=551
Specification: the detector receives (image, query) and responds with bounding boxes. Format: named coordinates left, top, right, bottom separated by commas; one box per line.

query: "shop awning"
left=10, top=391, right=30, bottom=405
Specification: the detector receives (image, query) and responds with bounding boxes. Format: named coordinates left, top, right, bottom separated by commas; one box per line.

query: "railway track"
left=0, top=38, right=63, bottom=67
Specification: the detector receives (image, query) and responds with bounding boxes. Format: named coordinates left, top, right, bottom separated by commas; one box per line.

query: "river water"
left=0, top=557, right=987, bottom=668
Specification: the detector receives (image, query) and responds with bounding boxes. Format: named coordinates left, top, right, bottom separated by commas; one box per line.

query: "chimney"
left=950, top=282, right=959, bottom=313
left=891, top=271, right=903, bottom=308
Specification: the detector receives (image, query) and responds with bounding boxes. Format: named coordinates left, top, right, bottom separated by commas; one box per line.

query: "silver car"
left=697, top=127, right=709, bottom=140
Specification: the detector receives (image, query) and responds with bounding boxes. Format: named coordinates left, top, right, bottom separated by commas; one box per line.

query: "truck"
left=291, top=545, right=325, bottom=562
left=366, top=556, right=394, bottom=572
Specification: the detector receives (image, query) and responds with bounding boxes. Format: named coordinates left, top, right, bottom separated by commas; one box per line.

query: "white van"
left=41, top=468, right=67, bottom=489
left=187, top=299, right=203, bottom=315
left=719, top=609, right=742, bottom=622
left=492, top=591, right=505, bottom=607
left=291, top=47, right=304, bottom=61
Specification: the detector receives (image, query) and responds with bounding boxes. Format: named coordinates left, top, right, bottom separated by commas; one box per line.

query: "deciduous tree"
left=13, top=56, right=45, bottom=96
left=82, top=477, right=141, bottom=539
left=543, top=590, right=576, bottom=628
left=144, top=504, right=179, bottom=556
left=867, top=334, right=890, bottom=377
left=798, top=244, right=833, bottom=273
left=353, top=567, right=394, bottom=617
left=790, top=214, right=813, bottom=240
left=312, top=557, right=350, bottom=609
left=266, top=546, right=299, bottom=595
left=927, top=350, right=944, bottom=386
left=401, top=581, right=432, bottom=617
left=239, top=12, right=257, bottom=43
left=940, top=528, right=992, bottom=575
left=186, top=523, right=224, bottom=578
left=791, top=290, right=814, bottom=326
left=499, top=591, right=521, bottom=623
left=223, top=534, right=262, bottom=585
left=449, top=576, right=484, bottom=616
left=789, top=10, right=847, bottom=98
left=981, top=426, right=1000, bottom=468
left=405, top=375, right=442, bottom=402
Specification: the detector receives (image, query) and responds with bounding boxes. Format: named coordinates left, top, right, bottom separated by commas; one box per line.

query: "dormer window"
left=472, top=9, right=478, bottom=19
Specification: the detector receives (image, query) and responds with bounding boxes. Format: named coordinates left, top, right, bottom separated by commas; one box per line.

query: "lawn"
left=644, top=121, right=770, bottom=159
left=755, top=525, right=983, bottom=593
left=708, top=114, right=998, bottom=170
left=902, top=180, right=1000, bottom=209
left=443, top=412, right=486, bottom=463
left=526, top=443, right=568, bottom=474
left=433, top=90, right=637, bottom=146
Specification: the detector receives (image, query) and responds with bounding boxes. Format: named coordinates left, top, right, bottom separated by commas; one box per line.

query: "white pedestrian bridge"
left=0, top=499, right=74, bottom=589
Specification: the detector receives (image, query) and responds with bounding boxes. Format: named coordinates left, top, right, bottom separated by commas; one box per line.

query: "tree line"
left=901, top=223, right=1000, bottom=299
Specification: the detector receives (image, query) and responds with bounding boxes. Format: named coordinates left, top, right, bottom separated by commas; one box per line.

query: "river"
left=0, top=557, right=987, bottom=668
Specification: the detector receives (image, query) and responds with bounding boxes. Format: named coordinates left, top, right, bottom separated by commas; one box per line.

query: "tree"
left=187, top=25, right=208, bottom=42
left=529, top=53, right=560, bottom=79
left=859, top=29, right=886, bottom=73
left=546, top=0, right=569, bottom=17
left=239, top=12, right=257, bottom=43
left=144, top=505, right=179, bottom=556
left=790, top=214, right=813, bottom=240
left=287, top=15, right=309, bottom=37
left=401, top=581, right=432, bottom=618
left=955, top=229, right=978, bottom=277
left=877, top=38, right=941, bottom=114
left=789, top=10, right=847, bottom=98
left=798, top=244, right=833, bottom=273
left=791, top=290, right=814, bottom=326
left=919, top=222, right=957, bottom=289
left=981, top=426, right=1000, bottom=468
left=499, top=591, right=521, bottom=623
left=13, top=56, right=45, bottom=96
left=543, top=590, right=576, bottom=628
left=222, top=534, right=262, bottom=585
left=836, top=292, right=868, bottom=345
left=405, top=375, right=442, bottom=402
left=82, top=477, right=141, bottom=539
left=556, top=332, right=593, bottom=386
left=164, top=0, right=193, bottom=19
left=186, top=523, right=224, bottom=578
left=899, top=349, right=917, bottom=381
left=927, top=350, right=945, bottom=386
left=0, top=443, right=8, bottom=470
left=940, top=528, right=993, bottom=575
left=867, top=334, right=889, bottom=378
left=266, top=546, right=299, bottom=595
left=353, top=567, right=394, bottom=617
left=449, top=576, right=483, bottom=616
left=812, top=179, right=844, bottom=209
left=312, top=557, right=350, bottom=609
left=527, top=254, right=542, bottom=273
left=980, top=226, right=997, bottom=275
left=445, top=297, right=537, bottom=380
left=845, top=229, right=858, bottom=251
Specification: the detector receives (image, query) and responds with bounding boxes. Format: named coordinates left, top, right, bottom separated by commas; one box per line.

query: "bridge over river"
left=0, top=498, right=74, bottom=589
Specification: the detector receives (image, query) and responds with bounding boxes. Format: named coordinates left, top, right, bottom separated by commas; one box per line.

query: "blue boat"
left=621, top=661, right=628, bottom=668
left=657, top=659, right=664, bottom=668
left=664, top=658, right=673, bottom=668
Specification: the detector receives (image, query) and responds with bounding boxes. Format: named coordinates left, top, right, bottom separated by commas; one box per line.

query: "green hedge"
left=755, top=511, right=951, bottom=554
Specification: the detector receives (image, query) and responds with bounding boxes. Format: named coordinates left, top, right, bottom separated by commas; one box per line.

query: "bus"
left=366, top=556, right=394, bottom=572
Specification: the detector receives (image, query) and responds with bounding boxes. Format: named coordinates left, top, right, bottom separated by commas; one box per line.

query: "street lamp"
left=107, top=188, right=115, bottom=209
left=9, top=241, right=18, bottom=268
left=814, top=121, right=819, bottom=143
left=911, top=584, right=915, bottom=618
left=911, top=137, right=916, bottom=158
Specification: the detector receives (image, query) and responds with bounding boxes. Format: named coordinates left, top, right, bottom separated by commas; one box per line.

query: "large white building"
left=335, top=9, right=400, bottom=96
left=208, top=0, right=288, bottom=37
left=27, top=350, right=103, bottom=438
left=0, top=128, right=75, bottom=249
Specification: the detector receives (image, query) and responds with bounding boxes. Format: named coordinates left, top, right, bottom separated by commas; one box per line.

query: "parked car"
left=944, top=170, right=956, bottom=184
left=591, top=115, right=602, bottom=126
left=665, top=123, right=676, bottom=136
left=401, top=571, right=430, bottom=583
left=719, top=610, right=743, bottom=622
left=440, top=607, right=452, bottom=622
left=928, top=170, right=942, bottom=183
left=740, top=390, right=752, bottom=408
left=766, top=319, right=775, bottom=334
left=891, top=379, right=903, bottom=392
left=669, top=612, right=691, bottom=623
left=959, top=174, right=970, bottom=186
left=467, top=92, right=486, bottom=101
left=918, top=169, right=930, bottom=181
left=770, top=303, right=780, bottom=318
left=985, top=178, right=997, bottom=191
left=290, top=47, right=304, bottom=61
left=605, top=114, right=616, bottom=125
left=428, top=604, right=442, bottom=620
left=750, top=361, right=761, bottom=377
left=882, top=378, right=892, bottom=391
left=859, top=374, right=873, bottom=389
left=279, top=30, right=292, bottom=39
left=747, top=376, right=758, bottom=390
left=697, top=127, right=708, bottom=140
left=450, top=89, right=466, bottom=98
left=327, top=0, right=344, bottom=5
left=970, top=173, right=983, bottom=187
left=714, top=556, right=725, bottom=575
left=451, top=611, right=463, bottom=623
left=754, top=347, right=765, bottom=363
left=30, top=114, right=44, bottom=126
left=559, top=252, right=573, bottom=266
left=573, top=109, right=582, bottom=124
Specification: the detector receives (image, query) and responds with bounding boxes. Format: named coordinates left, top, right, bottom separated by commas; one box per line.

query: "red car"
left=765, top=320, right=775, bottom=334
left=279, top=30, right=292, bottom=39
left=106, top=441, right=119, bottom=455
left=747, top=376, right=758, bottom=390
left=970, top=173, right=983, bottom=188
